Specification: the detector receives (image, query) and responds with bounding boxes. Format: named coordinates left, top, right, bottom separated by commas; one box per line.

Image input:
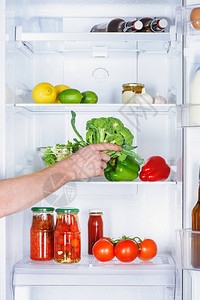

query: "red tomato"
left=56, top=234, right=64, bottom=245
left=64, top=243, right=72, bottom=253
left=70, top=223, right=79, bottom=232
left=73, top=246, right=80, bottom=255
left=115, top=240, right=139, bottom=262
left=71, top=238, right=80, bottom=248
left=138, top=239, right=157, bottom=261
left=103, top=237, right=112, bottom=242
left=93, top=238, right=115, bottom=262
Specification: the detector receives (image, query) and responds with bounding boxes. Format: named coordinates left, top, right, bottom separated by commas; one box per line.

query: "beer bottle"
left=191, top=183, right=200, bottom=267
left=139, top=17, right=168, bottom=32
left=150, top=18, right=168, bottom=32
left=90, top=18, right=143, bottom=32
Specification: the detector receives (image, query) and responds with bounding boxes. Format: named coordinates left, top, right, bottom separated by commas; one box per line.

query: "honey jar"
left=122, top=83, right=144, bottom=104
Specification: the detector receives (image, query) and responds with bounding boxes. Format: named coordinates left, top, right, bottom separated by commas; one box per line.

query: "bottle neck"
left=198, top=185, right=200, bottom=203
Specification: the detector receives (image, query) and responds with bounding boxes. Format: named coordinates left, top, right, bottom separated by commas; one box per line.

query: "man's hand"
left=66, top=143, right=122, bottom=180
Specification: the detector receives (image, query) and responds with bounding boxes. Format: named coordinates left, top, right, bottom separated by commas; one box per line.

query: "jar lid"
left=89, top=209, right=103, bottom=215
left=31, top=207, right=54, bottom=212
left=56, top=207, right=79, bottom=213
left=122, top=83, right=144, bottom=88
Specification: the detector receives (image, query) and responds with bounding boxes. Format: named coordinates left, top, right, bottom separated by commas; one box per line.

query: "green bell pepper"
left=104, top=155, right=140, bottom=182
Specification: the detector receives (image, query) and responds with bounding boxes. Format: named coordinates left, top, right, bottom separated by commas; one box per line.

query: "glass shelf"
left=16, top=26, right=172, bottom=42
left=13, top=255, right=175, bottom=287
left=14, top=103, right=176, bottom=113
left=14, top=25, right=174, bottom=54
left=73, top=178, right=177, bottom=185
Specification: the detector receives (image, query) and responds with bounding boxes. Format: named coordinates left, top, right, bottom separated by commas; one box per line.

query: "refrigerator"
left=1, top=0, right=200, bottom=299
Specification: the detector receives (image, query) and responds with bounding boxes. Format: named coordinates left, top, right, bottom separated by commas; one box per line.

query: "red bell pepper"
left=139, top=156, right=170, bottom=182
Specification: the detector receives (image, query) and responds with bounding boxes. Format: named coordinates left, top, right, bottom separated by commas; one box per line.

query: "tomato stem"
left=112, top=235, right=142, bottom=249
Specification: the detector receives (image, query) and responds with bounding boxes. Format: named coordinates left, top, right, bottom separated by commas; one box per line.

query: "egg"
left=190, top=7, right=200, bottom=30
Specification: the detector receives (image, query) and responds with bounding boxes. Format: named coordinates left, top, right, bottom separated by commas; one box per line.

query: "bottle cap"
left=89, top=209, right=103, bottom=215
left=158, top=18, right=168, bottom=29
left=133, top=20, right=143, bottom=30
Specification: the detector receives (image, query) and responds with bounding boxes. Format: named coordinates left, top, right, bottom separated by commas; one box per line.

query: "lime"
left=32, top=82, right=57, bottom=104
left=81, top=91, right=98, bottom=104
left=58, top=89, right=83, bottom=104
left=54, top=84, right=70, bottom=103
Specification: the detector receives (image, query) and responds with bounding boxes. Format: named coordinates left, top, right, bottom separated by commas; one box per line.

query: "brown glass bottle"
left=139, top=18, right=153, bottom=32
left=191, top=185, right=200, bottom=267
left=90, top=19, right=143, bottom=32
left=139, top=18, right=168, bottom=32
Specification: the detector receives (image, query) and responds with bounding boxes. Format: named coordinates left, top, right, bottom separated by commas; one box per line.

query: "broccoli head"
left=86, top=116, right=133, bottom=146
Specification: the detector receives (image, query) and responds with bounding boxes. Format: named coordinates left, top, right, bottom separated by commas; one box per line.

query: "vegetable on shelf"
left=153, top=93, right=167, bottom=104
left=40, top=111, right=144, bottom=180
left=138, top=238, right=157, bottom=261
left=92, top=235, right=158, bottom=263
left=104, top=155, right=140, bottom=181
left=139, top=156, right=170, bottom=182
left=41, top=142, right=80, bottom=167
left=114, top=239, right=139, bottom=262
left=71, top=111, right=144, bottom=181
left=93, top=238, right=115, bottom=262
left=134, top=88, right=153, bottom=104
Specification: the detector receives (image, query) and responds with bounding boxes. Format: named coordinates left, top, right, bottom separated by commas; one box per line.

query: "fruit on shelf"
left=32, top=82, right=57, bottom=104
left=58, top=89, right=83, bottom=104
left=54, top=84, right=70, bottom=103
left=81, top=91, right=98, bottom=104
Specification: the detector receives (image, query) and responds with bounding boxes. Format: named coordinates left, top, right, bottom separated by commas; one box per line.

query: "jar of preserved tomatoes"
left=30, top=207, right=54, bottom=261
left=54, top=208, right=81, bottom=263
left=122, top=83, right=144, bottom=104
left=88, top=210, right=103, bottom=255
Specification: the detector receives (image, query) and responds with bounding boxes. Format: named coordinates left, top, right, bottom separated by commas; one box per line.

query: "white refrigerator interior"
left=1, top=0, right=200, bottom=299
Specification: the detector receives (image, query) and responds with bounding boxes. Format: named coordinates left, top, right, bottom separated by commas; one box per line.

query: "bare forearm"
left=0, top=143, right=121, bottom=218
left=0, top=161, right=74, bottom=218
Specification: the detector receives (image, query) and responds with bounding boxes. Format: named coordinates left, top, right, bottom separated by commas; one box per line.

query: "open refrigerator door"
left=1, top=0, right=200, bottom=299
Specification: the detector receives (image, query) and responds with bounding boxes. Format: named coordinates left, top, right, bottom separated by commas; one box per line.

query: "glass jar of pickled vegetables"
left=54, top=208, right=81, bottom=263
left=30, top=207, right=54, bottom=261
left=122, top=83, right=144, bottom=104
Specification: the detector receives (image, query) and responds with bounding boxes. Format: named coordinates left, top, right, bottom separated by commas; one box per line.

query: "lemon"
left=58, top=89, right=83, bottom=104
left=81, top=91, right=98, bottom=104
left=54, top=84, right=70, bottom=103
left=32, top=83, right=57, bottom=104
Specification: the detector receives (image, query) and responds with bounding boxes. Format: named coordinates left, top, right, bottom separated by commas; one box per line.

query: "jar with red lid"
left=54, top=208, right=81, bottom=263
left=88, top=210, right=103, bottom=255
left=30, top=207, right=54, bottom=261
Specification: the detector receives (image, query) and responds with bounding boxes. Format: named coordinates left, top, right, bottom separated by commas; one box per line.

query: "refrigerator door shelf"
left=176, top=229, right=200, bottom=271
left=176, top=5, right=200, bottom=35
left=177, top=104, right=200, bottom=127
left=13, top=255, right=175, bottom=287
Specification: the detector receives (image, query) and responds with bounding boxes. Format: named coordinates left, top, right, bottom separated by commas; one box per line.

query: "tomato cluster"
left=54, top=214, right=81, bottom=263
left=92, top=236, right=157, bottom=263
